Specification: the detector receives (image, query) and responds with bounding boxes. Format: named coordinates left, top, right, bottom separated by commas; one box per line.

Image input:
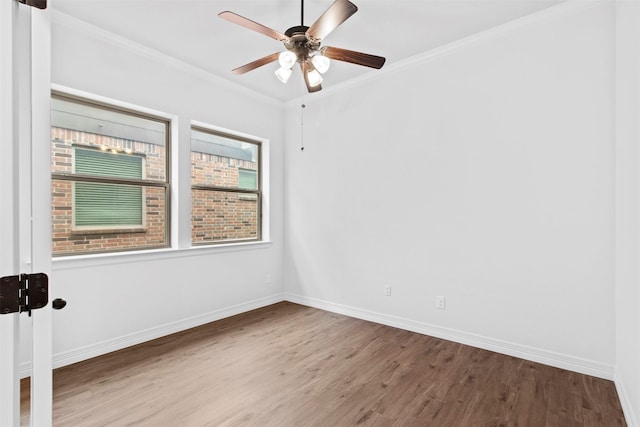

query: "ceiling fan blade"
left=219, top=11, right=289, bottom=42
left=321, top=46, right=386, bottom=69
left=306, top=0, right=358, bottom=42
left=232, top=52, right=281, bottom=75
left=301, top=62, right=322, bottom=93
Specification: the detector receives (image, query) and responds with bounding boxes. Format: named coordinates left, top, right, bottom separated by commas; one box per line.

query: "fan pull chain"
left=300, top=103, right=306, bottom=152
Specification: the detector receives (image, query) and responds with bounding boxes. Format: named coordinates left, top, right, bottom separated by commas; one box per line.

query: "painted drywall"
left=284, top=2, right=616, bottom=377
left=15, top=7, right=634, bottom=425
left=615, top=1, right=640, bottom=424
left=20, top=13, right=285, bottom=372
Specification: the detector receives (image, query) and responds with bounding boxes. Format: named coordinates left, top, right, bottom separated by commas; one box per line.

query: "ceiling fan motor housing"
left=284, top=25, right=309, bottom=37
left=284, top=26, right=321, bottom=62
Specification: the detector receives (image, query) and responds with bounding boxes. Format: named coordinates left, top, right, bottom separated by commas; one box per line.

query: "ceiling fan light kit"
left=311, top=54, right=331, bottom=74
left=275, top=66, right=293, bottom=84
left=219, top=0, right=386, bottom=93
left=279, top=51, right=298, bottom=69
left=307, top=67, right=323, bottom=87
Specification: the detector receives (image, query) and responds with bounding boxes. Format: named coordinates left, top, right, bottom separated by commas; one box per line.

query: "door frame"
left=30, top=2, right=53, bottom=425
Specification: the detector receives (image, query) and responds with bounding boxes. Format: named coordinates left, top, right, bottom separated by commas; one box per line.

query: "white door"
left=0, top=1, right=52, bottom=426
left=0, top=2, right=21, bottom=424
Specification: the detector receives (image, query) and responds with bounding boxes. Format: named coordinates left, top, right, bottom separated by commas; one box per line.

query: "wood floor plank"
left=20, top=302, right=626, bottom=426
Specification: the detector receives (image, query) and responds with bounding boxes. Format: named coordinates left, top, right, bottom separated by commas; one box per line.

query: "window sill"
left=52, top=240, right=273, bottom=271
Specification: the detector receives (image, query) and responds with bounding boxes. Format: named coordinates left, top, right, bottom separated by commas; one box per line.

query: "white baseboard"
left=20, top=294, right=284, bottom=378
left=21, top=292, right=616, bottom=384
left=615, top=367, right=639, bottom=427
left=284, top=293, right=615, bottom=381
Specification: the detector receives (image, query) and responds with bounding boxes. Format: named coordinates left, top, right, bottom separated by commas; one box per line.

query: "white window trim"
left=190, top=119, right=270, bottom=244
left=52, top=86, right=172, bottom=254
left=49, top=85, right=271, bottom=265
left=52, top=84, right=177, bottom=124
left=50, top=241, right=273, bottom=270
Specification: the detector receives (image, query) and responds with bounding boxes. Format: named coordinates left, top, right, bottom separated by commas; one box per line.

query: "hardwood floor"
left=21, top=302, right=626, bottom=426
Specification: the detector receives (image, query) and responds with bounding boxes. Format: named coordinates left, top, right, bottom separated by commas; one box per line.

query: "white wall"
left=615, top=0, right=640, bottom=424
left=17, top=3, right=637, bottom=424
left=20, top=12, right=286, bottom=372
left=284, top=2, right=617, bottom=379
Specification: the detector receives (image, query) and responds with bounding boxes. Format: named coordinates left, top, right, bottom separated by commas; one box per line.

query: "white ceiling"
left=51, top=0, right=564, bottom=102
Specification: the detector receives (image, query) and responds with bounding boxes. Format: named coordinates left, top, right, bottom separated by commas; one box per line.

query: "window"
left=191, top=127, right=261, bottom=244
left=51, top=94, right=169, bottom=255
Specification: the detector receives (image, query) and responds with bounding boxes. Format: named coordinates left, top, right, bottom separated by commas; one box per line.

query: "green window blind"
left=74, top=148, right=143, bottom=227
left=239, top=169, right=257, bottom=190
left=75, top=148, right=142, bottom=179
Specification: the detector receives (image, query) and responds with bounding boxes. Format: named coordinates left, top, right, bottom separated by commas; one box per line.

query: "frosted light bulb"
left=275, top=67, right=292, bottom=83
left=307, top=69, right=323, bottom=87
left=311, top=55, right=330, bottom=74
left=278, top=51, right=297, bottom=69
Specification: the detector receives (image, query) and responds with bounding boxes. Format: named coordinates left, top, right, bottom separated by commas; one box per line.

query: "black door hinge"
left=17, top=0, right=47, bottom=10
left=0, top=273, right=48, bottom=316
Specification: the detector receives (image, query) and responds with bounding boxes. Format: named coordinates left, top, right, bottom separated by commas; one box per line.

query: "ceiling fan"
left=218, top=0, right=386, bottom=93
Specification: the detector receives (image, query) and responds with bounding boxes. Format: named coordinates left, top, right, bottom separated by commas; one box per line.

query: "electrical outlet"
left=265, top=274, right=272, bottom=285
left=436, top=296, right=446, bottom=310
left=384, top=285, right=391, bottom=296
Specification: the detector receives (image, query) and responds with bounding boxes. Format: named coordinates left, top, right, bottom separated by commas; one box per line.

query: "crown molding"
left=284, top=0, right=607, bottom=107
left=51, top=0, right=606, bottom=108
left=51, top=9, right=283, bottom=107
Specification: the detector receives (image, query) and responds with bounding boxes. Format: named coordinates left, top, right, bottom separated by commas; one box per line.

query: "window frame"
left=51, top=91, right=171, bottom=255
left=190, top=125, right=263, bottom=245
left=48, top=85, right=271, bottom=264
